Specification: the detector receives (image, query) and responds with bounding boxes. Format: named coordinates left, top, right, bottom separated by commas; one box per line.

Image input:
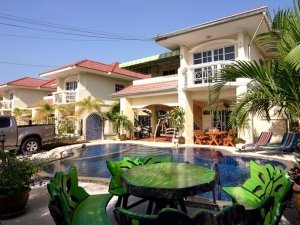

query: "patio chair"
left=194, top=130, right=210, bottom=144
left=106, top=157, right=141, bottom=208
left=241, top=131, right=273, bottom=151
left=222, top=160, right=293, bottom=225
left=222, top=129, right=236, bottom=146
left=259, top=132, right=299, bottom=153
left=114, top=207, right=194, bottom=225
left=47, top=166, right=113, bottom=225
left=193, top=203, right=247, bottom=225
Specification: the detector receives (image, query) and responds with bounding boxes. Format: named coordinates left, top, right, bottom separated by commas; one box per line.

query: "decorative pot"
left=178, top=136, right=185, bottom=144
left=293, top=183, right=300, bottom=215
left=120, top=134, right=127, bottom=141
left=0, top=187, right=31, bottom=219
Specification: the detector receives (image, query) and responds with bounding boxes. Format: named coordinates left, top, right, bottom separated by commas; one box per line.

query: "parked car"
left=0, top=116, right=56, bottom=153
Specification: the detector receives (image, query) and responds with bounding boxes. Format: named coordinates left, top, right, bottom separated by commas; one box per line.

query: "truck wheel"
left=21, top=138, right=41, bottom=153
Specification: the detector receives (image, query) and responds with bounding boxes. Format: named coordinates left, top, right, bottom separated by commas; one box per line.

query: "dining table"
left=205, top=130, right=227, bottom=145
left=121, top=162, right=216, bottom=214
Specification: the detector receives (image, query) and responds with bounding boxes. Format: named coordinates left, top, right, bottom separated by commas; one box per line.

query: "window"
left=163, top=69, right=176, bottom=76
left=65, top=80, right=78, bottom=91
left=0, top=117, right=11, bottom=128
left=115, top=84, right=125, bottom=92
left=194, top=45, right=235, bottom=65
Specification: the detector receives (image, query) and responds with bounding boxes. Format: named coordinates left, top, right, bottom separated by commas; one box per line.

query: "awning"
left=119, top=50, right=180, bottom=68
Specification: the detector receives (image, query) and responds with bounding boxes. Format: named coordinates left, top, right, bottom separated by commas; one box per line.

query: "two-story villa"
left=40, top=59, right=150, bottom=140
left=0, top=77, right=56, bottom=122
left=113, top=7, right=287, bottom=144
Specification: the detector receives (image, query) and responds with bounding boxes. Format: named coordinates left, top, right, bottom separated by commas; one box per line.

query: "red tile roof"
left=40, top=59, right=151, bottom=79
left=0, top=90, right=4, bottom=97
left=112, top=79, right=178, bottom=97
left=1, top=77, right=56, bottom=89
left=27, top=99, right=54, bottom=108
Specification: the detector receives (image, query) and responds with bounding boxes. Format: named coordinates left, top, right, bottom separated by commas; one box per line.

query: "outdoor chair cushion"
left=241, top=131, right=273, bottom=151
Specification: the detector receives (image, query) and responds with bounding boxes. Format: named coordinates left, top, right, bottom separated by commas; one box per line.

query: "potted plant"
left=170, top=106, right=185, bottom=144
left=0, top=150, right=47, bottom=218
left=113, top=113, right=134, bottom=141
left=289, top=159, right=300, bottom=214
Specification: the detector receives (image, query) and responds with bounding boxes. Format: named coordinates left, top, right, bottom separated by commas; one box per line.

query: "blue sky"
left=0, top=0, right=293, bottom=83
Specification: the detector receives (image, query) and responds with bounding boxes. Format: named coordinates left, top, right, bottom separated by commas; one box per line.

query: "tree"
left=211, top=1, right=300, bottom=129
left=170, top=106, right=185, bottom=135
left=113, top=113, right=134, bottom=138
left=75, top=96, right=103, bottom=116
left=34, top=101, right=55, bottom=124
left=13, top=108, right=29, bottom=124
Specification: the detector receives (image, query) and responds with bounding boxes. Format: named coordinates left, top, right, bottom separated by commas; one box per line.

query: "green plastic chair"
left=193, top=203, right=247, bottom=225
left=223, top=160, right=293, bottom=225
left=106, top=157, right=135, bottom=208
left=47, top=166, right=112, bottom=225
left=114, top=207, right=194, bottom=225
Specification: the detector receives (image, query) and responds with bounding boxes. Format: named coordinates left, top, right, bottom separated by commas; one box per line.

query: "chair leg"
left=122, top=195, right=129, bottom=209
left=115, top=196, right=122, bottom=208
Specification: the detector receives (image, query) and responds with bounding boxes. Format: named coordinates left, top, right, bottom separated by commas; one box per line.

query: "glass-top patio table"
left=121, top=162, right=216, bottom=213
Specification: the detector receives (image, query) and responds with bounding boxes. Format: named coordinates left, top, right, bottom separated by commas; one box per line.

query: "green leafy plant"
left=0, top=151, right=48, bottom=196
left=289, top=159, right=300, bottom=185
left=113, top=113, right=134, bottom=137
left=170, top=106, right=185, bottom=135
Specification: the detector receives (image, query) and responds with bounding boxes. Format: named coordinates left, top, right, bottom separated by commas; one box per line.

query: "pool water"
left=46, top=144, right=286, bottom=201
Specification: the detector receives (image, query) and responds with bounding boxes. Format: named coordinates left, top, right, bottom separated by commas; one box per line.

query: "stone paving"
left=1, top=140, right=299, bottom=225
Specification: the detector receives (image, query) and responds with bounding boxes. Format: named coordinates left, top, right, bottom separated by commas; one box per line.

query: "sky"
left=0, top=0, right=293, bottom=83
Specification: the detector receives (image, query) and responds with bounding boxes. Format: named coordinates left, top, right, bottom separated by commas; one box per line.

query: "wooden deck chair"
left=222, top=129, right=236, bottom=146
left=241, top=131, right=273, bottom=151
left=194, top=130, right=209, bottom=144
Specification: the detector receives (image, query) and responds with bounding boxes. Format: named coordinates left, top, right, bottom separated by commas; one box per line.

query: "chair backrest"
left=256, top=132, right=273, bottom=146
left=194, top=130, right=204, bottom=137
left=193, top=204, right=247, bottom=225
left=284, top=132, right=299, bottom=149
left=47, top=166, right=89, bottom=225
left=242, top=161, right=293, bottom=224
left=279, top=132, right=290, bottom=145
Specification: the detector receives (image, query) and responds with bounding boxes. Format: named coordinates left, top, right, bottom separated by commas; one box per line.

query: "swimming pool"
left=46, top=143, right=286, bottom=201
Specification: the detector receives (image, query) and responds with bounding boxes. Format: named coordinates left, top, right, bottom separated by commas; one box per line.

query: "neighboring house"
left=114, top=6, right=287, bottom=144
left=0, top=77, right=56, bottom=123
left=40, top=59, right=150, bottom=140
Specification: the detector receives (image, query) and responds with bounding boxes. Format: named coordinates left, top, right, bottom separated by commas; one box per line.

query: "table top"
left=121, top=162, right=216, bottom=199
left=205, top=131, right=227, bottom=135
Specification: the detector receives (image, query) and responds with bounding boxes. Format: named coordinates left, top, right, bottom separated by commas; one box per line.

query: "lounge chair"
left=241, top=131, right=273, bottom=151
left=259, top=132, right=299, bottom=153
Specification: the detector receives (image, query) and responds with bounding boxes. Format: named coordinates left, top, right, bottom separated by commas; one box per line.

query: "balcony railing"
left=186, top=61, right=234, bottom=88
left=0, top=100, right=13, bottom=110
left=53, top=91, right=77, bottom=104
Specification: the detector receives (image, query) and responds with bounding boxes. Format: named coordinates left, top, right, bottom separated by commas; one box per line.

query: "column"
left=178, top=91, right=193, bottom=144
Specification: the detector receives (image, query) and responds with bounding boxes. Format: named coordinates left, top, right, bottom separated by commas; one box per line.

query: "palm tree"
left=113, top=113, right=134, bottom=139
left=13, top=108, right=29, bottom=124
left=211, top=1, right=300, bottom=129
left=34, top=101, right=55, bottom=124
left=75, top=96, right=103, bottom=116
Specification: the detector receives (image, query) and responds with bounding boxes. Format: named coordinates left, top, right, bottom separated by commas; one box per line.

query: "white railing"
left=0, top=100, right=13, bottom=110
left=186, top=61, right=234, bottom=88
left=53, top=91, right=77, bottom=104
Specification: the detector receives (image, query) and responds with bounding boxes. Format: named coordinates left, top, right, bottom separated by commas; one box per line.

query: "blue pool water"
left=46, top=144, right=286, bottom=201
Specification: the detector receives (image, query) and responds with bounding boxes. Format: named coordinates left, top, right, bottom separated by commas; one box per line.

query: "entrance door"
left=85, top=113, right=103, bottom=140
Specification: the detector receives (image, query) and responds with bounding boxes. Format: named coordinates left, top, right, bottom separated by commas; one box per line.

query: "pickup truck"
left=0, top=116, right=56, bottom=153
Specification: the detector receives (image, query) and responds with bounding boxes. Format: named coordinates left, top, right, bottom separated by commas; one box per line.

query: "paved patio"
left=1, top=140, right=298, bottom=225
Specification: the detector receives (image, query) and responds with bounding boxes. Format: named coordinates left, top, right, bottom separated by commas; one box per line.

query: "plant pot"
left=178, top=136, right=185, bottom=144
left=0, top=187, right=31, bottom=219
left=120, top=134, right=127, bottom=141
left=293, top=183, right=300, bottom=215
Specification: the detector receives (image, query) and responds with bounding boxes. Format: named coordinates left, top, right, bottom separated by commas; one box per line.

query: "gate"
left=85, top=113, right=103, bottom=140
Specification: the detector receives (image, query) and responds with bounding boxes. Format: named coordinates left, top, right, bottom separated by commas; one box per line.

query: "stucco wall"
left=130, top=94, right=178, bottom=108
left=13, top=89, right=52, bottom=108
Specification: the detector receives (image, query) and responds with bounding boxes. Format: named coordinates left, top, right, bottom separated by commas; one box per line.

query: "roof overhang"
left=40, top=66, right=140, bottom=81
left=119, top=50, right=180, bottom=69
left=154, top=7, right=271, bottom=50
left=0, top=84, right=55, bottom=92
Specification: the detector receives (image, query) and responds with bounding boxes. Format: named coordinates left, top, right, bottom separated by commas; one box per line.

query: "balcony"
left=186, top=61, right=234, bottom=88
left=0, top=100, right=13, bottom=110
left=53, top=91, right=78, bottom=104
